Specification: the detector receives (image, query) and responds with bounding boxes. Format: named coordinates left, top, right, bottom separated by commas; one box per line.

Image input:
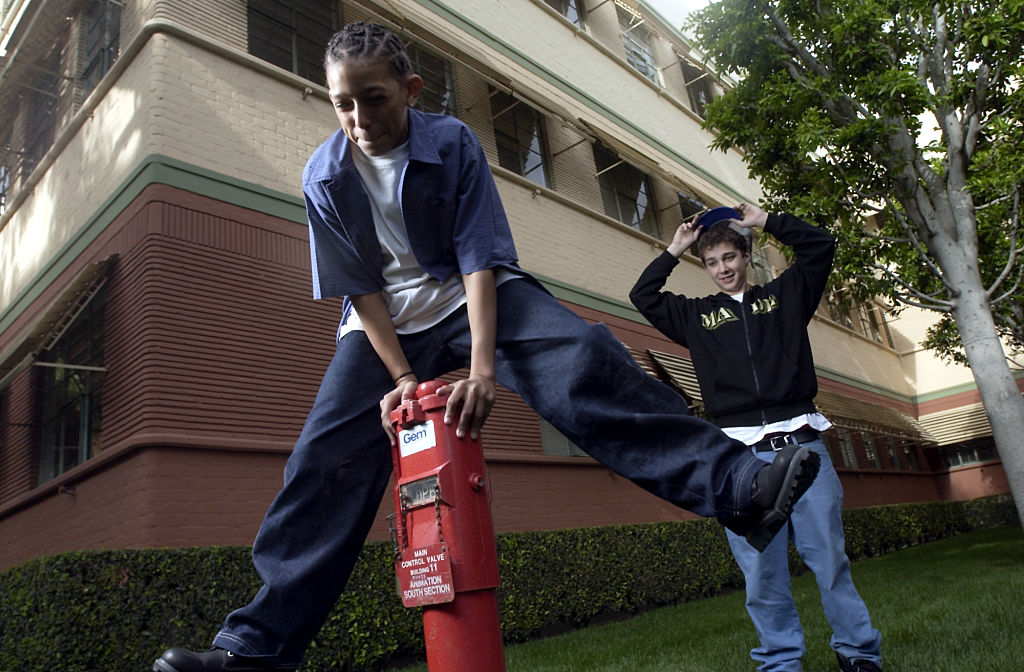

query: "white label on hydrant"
left=399, top=420, right=436, bottom=458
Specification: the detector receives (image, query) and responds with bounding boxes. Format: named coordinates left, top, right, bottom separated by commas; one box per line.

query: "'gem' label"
left=399, top=421, right=436, bottom=458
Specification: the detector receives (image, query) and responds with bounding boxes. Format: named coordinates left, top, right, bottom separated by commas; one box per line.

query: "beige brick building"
left=0, top=0, right=1012, bottom=571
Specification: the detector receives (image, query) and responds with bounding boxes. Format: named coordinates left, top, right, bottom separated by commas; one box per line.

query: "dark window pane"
left=407, top=43, right=456, bottom=116
left=544, top=0, right=583, bottom=27
left=38, top=285, right=107, bottom=483
left=247, top=0, right=336, bottom=85
left=593, top=142, right=657, bottom=236
left=490, top=88, right=549, bottom=187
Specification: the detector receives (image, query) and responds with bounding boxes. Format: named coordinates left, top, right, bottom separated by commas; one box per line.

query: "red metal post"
left=390, top=380, right=506, bottom=672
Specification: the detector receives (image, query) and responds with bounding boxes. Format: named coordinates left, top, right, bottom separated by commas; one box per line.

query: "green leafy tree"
left=690, top=0, right=1024, bottom=523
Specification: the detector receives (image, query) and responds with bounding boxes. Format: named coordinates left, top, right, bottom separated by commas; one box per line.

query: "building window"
left=677, top=189, right=705, bottom=221
left=0, top=162, right=9, bottom=216
left=836, top=429, right=859, bottom=468
left=80, top=0, right=121, bottom=99
left=247, top=0, right=337, bottom=85
left=489, top=87, right=550, bottom=188
left=617, top=6, right=660, bottom=85
left=21, top=44, right=61, bottom=179
left=825, top=287, right=894, bottom=348
left=940, top=439, right=998, bottom=469
left=824, top=286, right=855, bottom=329
left=539, top=418, right=588, bottom=457
left=544, top=0, right=584, bottom=27
left=593, top=141, right=658, bottom=237
left=859, top=302, right=894, bottom=347
left=37, top=285, right=107, bottom=483
left=884, top=435, right=901, bottom=469
left=861, top=432, right=883, bottom=468
left=407, top=43, right=456, bottom=116
left=749, top=244, right=774, bottom=286
left=902, top=441, right=920, bottom=470
left=681, top=60, right=712, bottom=118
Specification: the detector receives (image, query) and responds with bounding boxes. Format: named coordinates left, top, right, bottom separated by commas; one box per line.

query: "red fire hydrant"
left=389, top=380, right=506, bottom=671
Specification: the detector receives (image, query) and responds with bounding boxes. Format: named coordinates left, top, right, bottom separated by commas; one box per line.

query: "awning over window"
left=917, top=402, right=993, bottom=446
left=0, top=255, right=116, bottom=391
left=814, top=389, right=936, bottom=445
left=647, top=349, right=702, bottom=409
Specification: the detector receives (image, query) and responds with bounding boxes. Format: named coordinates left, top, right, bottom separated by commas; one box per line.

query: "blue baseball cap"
left=695, top=206, right=742, bottom=232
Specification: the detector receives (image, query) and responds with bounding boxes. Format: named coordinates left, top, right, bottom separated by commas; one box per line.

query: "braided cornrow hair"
left=324, top=22, right=412, bottom=78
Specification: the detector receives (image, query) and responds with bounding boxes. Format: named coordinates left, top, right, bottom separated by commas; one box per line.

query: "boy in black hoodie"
left=630, top=203, right=882, bottom=672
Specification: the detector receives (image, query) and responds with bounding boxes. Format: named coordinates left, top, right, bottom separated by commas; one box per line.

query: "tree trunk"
left=950, top=270, right=1024, bottom=528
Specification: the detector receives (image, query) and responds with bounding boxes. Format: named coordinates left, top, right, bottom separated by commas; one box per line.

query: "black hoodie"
left=629, top=213, right=835, bottom=428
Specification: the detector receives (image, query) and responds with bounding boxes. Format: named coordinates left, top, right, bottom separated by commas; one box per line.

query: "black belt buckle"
left=766, top=434, right=792, bottom=452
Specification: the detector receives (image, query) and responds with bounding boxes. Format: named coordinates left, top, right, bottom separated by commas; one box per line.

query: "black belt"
left=752, top=427, right=819, bottom=452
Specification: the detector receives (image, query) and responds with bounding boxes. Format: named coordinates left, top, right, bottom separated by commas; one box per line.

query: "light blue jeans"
left=726, top=439, right=882, bottom=671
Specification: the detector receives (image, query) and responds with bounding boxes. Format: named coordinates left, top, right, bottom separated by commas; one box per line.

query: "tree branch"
left=883, top=195, right=955, bottom=293
left=760, top=2, right=830, bottom=78
left=866, top=262, right=951, bottom=307
left=963, top=62, right=991, bottom=161
left=759, top=3, right=872, bottom=123
left=989, top=183, right=1023, bottom=300
left=991, top=265, right=1024, bottom=307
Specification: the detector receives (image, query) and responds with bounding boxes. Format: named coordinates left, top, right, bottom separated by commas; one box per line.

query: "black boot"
left=152, top=648, right=298, bottom=672
left=743, top=443, right=820, bottom=551
left=837, top=652, right=883, bottom=671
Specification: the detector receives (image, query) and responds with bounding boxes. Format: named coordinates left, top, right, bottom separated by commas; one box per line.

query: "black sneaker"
left=744, top=443, right=820, bottom=551
left=152, top=648, right=298, bottom=672
left=837, top=652, right=883, bottom=671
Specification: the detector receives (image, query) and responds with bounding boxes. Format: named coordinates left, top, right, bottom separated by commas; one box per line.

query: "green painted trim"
left=913, top=381, right=981, bottom=403
left=145, top=155, right=305, bottom=223
left=531, top=272, right=642, bottom=323
left=410, top=0, right=753, bottom=204
left=0, top=155, right=305, bottom=337
left=913, top=370, right=1024, bottom=404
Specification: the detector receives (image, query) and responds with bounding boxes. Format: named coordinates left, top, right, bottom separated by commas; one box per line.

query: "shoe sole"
left=744, top=445, right=820, bottom=552
left=152, top=656, right=298, bottom=672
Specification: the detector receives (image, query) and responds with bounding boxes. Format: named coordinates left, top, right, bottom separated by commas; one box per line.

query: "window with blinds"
left=247, top=0, right=337, bottom=85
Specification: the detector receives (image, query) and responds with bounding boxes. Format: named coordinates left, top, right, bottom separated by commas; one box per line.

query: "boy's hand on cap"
left=667, top=218, right=700, bottom=258
left=735, top=202, right=768, bottom=229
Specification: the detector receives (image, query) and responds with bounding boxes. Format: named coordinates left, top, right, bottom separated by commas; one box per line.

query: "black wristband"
left=393, top=371, right=415, bottom=384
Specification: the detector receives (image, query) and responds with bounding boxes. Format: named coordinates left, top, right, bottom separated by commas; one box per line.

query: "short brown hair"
left=696, top=222, right=750, bottom=261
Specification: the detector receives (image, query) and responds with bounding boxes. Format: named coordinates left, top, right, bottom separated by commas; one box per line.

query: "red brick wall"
left=937, top=461, right=1011, bottom=502
left=0, top=184, right=1009, bottom=571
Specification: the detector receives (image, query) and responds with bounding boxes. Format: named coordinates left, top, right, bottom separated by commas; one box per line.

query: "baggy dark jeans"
left=213, top=279, right=761, bottom=662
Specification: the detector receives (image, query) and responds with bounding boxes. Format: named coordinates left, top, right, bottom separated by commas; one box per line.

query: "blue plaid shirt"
left=302, top=109, right=522, bottom=326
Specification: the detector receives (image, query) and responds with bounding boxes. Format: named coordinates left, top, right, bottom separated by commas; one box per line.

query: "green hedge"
left=0, top=494, right=1015, bottom=672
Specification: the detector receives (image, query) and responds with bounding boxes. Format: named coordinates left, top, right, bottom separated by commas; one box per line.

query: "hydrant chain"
left=433, top=486, right=445, bottom=544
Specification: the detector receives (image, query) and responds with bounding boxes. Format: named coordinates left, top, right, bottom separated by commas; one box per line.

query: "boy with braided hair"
left=153, top=23, right=818, bottom=672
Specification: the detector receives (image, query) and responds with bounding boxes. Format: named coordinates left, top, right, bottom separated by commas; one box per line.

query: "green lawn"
left=396, top=525, right=1024, bottom=671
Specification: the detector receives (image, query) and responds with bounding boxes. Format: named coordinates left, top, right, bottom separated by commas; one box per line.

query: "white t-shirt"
left=339, top=142, right=514, bottom=338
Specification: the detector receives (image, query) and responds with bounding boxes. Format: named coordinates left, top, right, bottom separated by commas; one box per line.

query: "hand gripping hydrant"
left=389, top=380, right=505, bottom=671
